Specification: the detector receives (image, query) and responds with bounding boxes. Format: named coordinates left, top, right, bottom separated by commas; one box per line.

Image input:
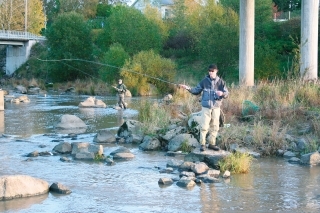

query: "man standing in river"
left=179, top=64, right=229, bottom=152
left=113, top=79, right=127, bottom=110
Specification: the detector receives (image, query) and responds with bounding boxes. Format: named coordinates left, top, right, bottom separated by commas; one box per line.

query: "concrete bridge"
left=0, top=30, right=46, bottom=75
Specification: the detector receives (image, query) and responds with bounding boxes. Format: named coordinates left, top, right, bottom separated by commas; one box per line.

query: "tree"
left=28, top=0, right=46, bottom=34
left=121, top=50, right=176, bottom=95
left=46, top=12, right=95, bottom=82
left=99, top=43, right=130, bottom=84
left=0, top=0, right=45, bottom=34
left=144, top=4, right=169, bottom=42
left=195, top=2, right=239, bottom=79
left=163, top=0, right=197, bottom=56
left=104, top=6, right=163, bottom=55
left=42, top=0, right=60, bottom=28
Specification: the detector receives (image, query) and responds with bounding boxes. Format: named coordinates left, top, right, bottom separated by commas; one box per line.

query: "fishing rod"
left=36, top=58, right=179, bottom=86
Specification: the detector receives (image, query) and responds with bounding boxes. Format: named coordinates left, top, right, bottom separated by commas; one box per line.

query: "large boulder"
left=160, top=126, right=187, bottom=142
left=71, top=142, right=103, bottom=160
left=117, top=120, right=144, bottom=143
left=93, top=129, right=117, bottom=143
left=185, top=149, right=231, bottom=169
left=78, top=96, right=106, bottom=108
left=139, top=135, right=161, bottom=151
left=15, top=85, right=27, bottom=94
left=10, top=95, right=30, bottom=104
left=0, top=175, right=49, bottom=200
left=53, top=142, right=72, bottom=154
left=117, top=120, right=143, bottom=138
left=167, top=134, right=199, bottom=152
left=55, top=114, right=87, bottom=134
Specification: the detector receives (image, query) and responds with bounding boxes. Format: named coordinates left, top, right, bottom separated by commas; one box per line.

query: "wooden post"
left=239, top=0, right=255, bottom=86
left=300, top=0, right=319, bottom=80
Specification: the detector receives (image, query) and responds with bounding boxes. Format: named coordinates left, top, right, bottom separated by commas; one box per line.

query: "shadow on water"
left=0, top=95, right=320, bottom=212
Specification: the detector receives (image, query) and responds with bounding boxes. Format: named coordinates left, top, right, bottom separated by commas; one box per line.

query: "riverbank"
left=2, top=77, right=320, bottom=159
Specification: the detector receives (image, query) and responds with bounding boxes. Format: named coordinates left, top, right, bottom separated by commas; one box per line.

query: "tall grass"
left=218, top=152, right=253, bottom=174
left=137, top=100, right=171, bottom=135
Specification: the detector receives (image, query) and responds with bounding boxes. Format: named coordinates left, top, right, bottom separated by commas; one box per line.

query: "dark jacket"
left=116, top=83, right=127, bottom=94
left=188, top=75, right=228, bottom=109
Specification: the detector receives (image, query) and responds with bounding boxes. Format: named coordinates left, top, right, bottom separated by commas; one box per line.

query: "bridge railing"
left=0, top=30, right=46, bottom=40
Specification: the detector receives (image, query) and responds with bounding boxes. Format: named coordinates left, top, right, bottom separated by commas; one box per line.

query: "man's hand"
left=113, top=86, right=120, bottom=91
left=179, top=84, right=191, bottom=90
left=216, top=91, right=223, bottom=96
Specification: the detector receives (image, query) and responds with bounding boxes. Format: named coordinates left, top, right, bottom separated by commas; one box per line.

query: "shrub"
left=218, top=152, right=253, bottom=174
left=121, top=50, right=177, bottom=95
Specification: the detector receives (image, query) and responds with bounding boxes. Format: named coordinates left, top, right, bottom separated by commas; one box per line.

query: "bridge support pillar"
left=5, top=40, right=36, bottom=75
left=239, top=0, right=255, bottom=86
left=300, top=0, right=319, bottom=80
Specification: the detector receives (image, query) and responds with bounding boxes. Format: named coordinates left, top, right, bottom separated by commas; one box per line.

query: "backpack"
left=219, top=109, right=225, bottom=127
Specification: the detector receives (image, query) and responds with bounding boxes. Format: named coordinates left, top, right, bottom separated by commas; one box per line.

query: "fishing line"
left=36, top=58, right=179, bottom=86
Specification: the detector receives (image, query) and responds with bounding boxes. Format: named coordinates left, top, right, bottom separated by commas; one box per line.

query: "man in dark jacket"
left=179, top=64, right=229, bottom=151
left=113, top=79, right=127, bottom=110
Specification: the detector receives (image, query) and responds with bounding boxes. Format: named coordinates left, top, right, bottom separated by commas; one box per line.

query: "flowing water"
left=0, top=94, right=319, bottom=213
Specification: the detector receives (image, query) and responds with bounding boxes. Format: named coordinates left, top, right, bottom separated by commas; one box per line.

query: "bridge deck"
left=0, top=30, right=46, bottom=41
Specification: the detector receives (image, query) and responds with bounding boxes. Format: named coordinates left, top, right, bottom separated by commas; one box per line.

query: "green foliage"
left=144, top=4, right=169, bottom=42
left=254, top=43, right=281, bottom=80
left=121, top=50, right=176, bottom=95
left=96, top=2, right=113, bottom=17
left=254, top=3, right=300, bottom=80
left=255, top=0, right=274, bottom=26
left=46, top=12, right=96, bottom=82
left=99, top=43, right=130, bottom=84
left=196, top=3, right=239, bottom=79
left=220, top=0, right=239, bottom=13
left=104, top=6, right=163, bottom=55
left=218, top=152, right=253, bottom=174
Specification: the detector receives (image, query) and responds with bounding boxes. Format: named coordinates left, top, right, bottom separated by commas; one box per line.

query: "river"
left=0, top=94, right=319, bottom=213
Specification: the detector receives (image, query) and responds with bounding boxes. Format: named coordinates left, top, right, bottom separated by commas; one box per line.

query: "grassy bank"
left=137, top=79, right=320, bottom=156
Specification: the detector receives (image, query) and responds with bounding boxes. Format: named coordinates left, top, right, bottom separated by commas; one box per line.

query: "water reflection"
left=200, top=184, right=220, bottom=212
left=0, top=194, right=48, bottom=212
left=117, top=109, right=124, bottom=126
left=3, top=95, right=138, bottom=136
left=0, top=111, right=4, bottom=134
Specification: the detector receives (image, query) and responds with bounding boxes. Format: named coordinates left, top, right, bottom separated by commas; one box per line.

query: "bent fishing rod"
left=36, top=58, right=180, bottom=87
